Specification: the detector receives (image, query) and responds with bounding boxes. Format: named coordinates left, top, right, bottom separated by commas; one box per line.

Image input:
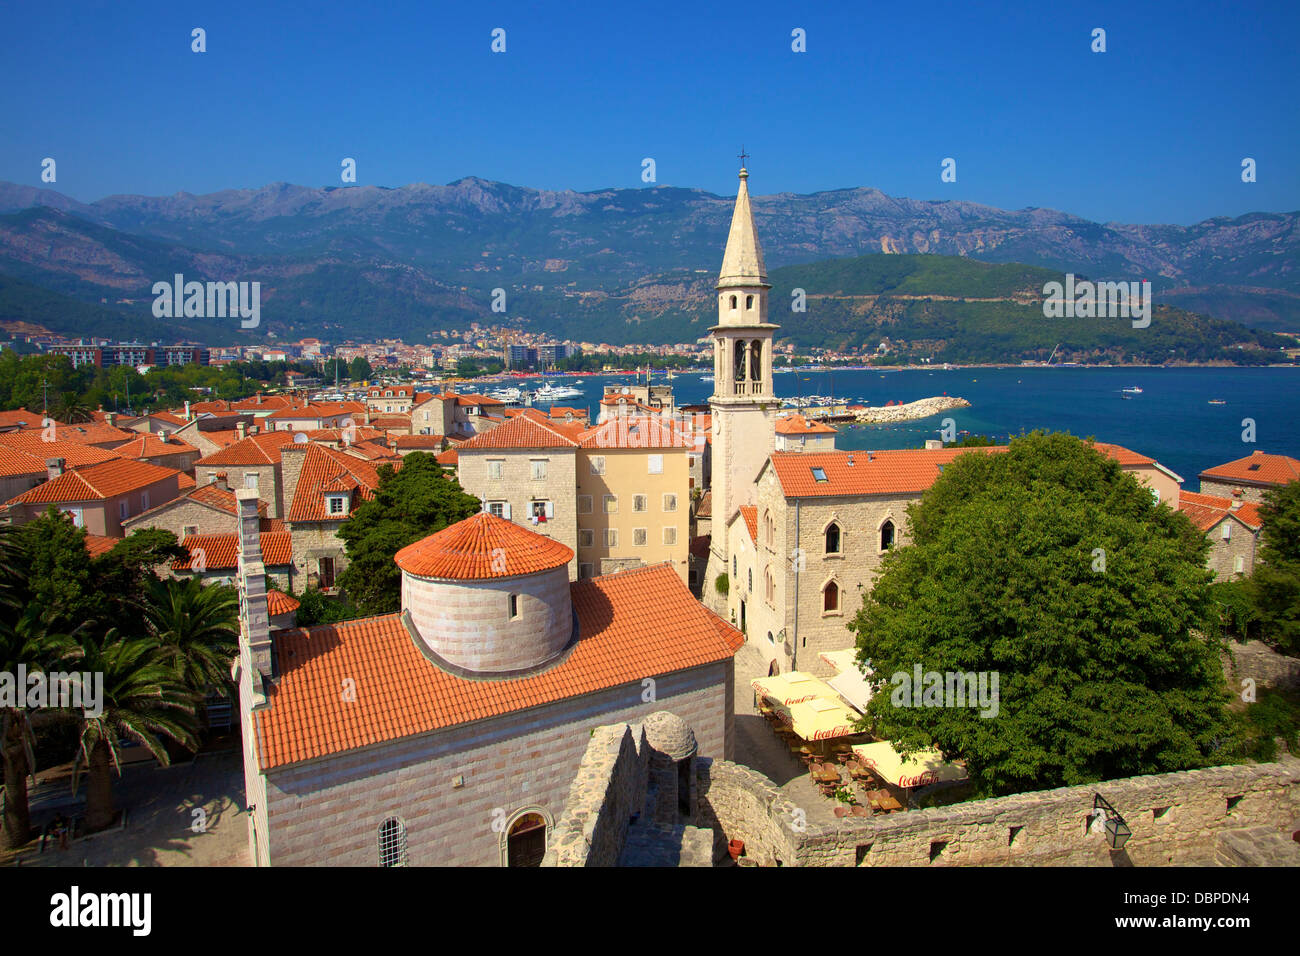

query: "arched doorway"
left=506, top=812, right=548, bottom=867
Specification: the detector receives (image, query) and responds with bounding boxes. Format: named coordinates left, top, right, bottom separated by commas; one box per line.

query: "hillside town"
left=1, top=166, right=1297, bottom=869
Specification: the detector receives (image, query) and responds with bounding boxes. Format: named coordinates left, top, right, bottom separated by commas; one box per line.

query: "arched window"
left=734, top=340, right=747, bottom=380
left=823, top=581, right=839, bottom=613
left=729, top=294, right=738, bottom=310
left=764, top=567, right=774, bottom=603
left=507, top=812, right=548, bottom=868
left=748, top=568, right=753, bottom=592
left=750, top=340, right=762, bottom=381
left=763, top=510, right=773, bottom=546
left=378, top=817, right=407, bottom=867
left=745, top=294, right=754, bottom=310
left=880, top=520, right=895, bottom=551
left=825, top=523, right=841, bottom=554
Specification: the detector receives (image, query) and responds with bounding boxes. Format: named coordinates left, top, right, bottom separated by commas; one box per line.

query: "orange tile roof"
left=740, top=505, right=758, bottom=543
left=197, top=430, right=299, bottom=466
left=173, top=531, right=293, bottom=570
left=1178, top=491, right=1263, bottom=532
left=301, top=426, right=386, bottom=444
left=43, top=422, right=137, bottom=445
left=394, top=512, right=573, bottom=580
left=436, top=449, right=459, bottom=466
left=696, top=489, right=712, bottom=518
left=184, top=482, right=268, bottom=516
left=1090, top=442, right=1155, bottom=467
left=343, top=440, right=401, bottom=461
left=287, top=444, right=386, bottom=522
left=394, top=435, right=445, bottom=450
left=266, top=589, right=301, bottom=616
left=444, top=392, right=505, bottom=407
left=83, top=534, right=118, bottom=558
left=6, top=459, right=182, bottom=505
left=775, top=413, right=837, bottom=435
left=457, top=414, right=579, bottom=450
left=1200, top=451, right=1300, bottom=488
left=178, top=473, right=196, bottom=489
left=254, top=562, right=742, bottom=769
left=0, top=408, right=45, bottom=429
left=547, top=406, right=588, bottom=419
left=115, top=434, right=198, bottom=458
left=265, top=401, right=363, bottom=420
left=577, top=417, right=695, bottom=450
left=0, top=438, right=121, bottom=474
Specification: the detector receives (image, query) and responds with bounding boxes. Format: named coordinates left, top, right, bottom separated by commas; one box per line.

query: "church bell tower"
left=704, top=162, right=779, bottom=611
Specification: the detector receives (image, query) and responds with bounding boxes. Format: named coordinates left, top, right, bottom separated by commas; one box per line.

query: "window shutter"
left=503, top=502, right=512, bottom=519
left=545, top=501, right=554, bottom=518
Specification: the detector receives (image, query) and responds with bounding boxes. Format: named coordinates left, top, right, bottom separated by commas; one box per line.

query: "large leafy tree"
left=337, top=453, right=480, bottom=615
left=1249, top=480, right=1300, bottom=655
left=851, top=431, right=1231, bottom=797
left=14, top=508, right=98, bottom=627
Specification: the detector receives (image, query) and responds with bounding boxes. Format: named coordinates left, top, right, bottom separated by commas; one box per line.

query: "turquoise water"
left=554, top=366, right=1300, bottom=485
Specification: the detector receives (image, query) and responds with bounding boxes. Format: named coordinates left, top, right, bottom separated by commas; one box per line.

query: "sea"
left=532, top=366, right=1300, bottom=485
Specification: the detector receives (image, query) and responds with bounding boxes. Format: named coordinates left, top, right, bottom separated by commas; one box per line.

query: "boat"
left=699, top=375, right=715, bottom=382
left=533, top=383, right=584, bottom=402
left=1121, top=386, right=1143, bottom=394
left=488, top=387, right=524, bottom=402
left=1208, top=399, right=1227, bottom=405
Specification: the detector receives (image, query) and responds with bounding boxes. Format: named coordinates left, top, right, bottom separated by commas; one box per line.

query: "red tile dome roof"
left=266, top=589, right=301, bottom=616
left=394, top=512, right=573, bottom=580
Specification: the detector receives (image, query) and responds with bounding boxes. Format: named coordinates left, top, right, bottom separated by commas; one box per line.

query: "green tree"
left=14, top=508, right=97, bottom=627
left=336, top=453, right=480, bottom=615
left=142, top=577, right=239, bottom=697
left=1249, top=480, right=1300, bottom=655
left=851, top=432, right=1229, bottom=797
left=73, top=632, right=198, bottom=832
left=348, top=357, right=373, bottom=381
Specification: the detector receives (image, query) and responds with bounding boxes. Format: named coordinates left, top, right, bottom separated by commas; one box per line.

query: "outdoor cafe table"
left=851, top=741, right=969, bottom=789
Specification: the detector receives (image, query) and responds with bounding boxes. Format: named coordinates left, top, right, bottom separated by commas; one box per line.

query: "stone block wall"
left=1227, top=640, right=1300, bottom=692
left=542, top=724, right=649, bottom=866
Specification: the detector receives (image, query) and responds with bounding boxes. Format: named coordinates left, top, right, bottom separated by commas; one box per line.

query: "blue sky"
left=2, top=0, right=1296, bottom=225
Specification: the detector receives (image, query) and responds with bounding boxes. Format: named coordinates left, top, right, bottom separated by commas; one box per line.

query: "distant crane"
left=1046, top=343, right=1061, bottom=366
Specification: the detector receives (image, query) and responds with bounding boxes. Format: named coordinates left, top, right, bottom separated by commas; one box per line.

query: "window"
left=603, top=494, right=618, bottom=514
left=732, top=555, right=737, bottom=576
left=663, top=527, right=677, bottom=546
left=140, top=491, right=149, bottom=511
left=590, top=456, right=605, bottom=476
left=824, top=581, right=840, bottom=613
left=1234, top=555, right=1245, bottom=574
left=327, top=495, right=347, bottom=516
left=811, top=467, right=828, bottom=483
left=579, top=562, right=594, bottom=578
left=579, top=529, right=594, bottom=548
left=880, top=520, right=895, bottom=551
left=634, top=528, right=648, bottom=547
left=1150, top=486, right=1161, bottom=504
left=729, top=295, right=737, bottom=310
left=826, top=523, right=841, bottom=554
left=764, top=568, right=774, bottom=604
left=1222, top=522, right=1231, bottom=540
left=663, top=493, right=677, bottom=512
left=119, top=500, right=129, bottom=520
left=764, top=510, right=774, bottom=546
left=746, top=295, right=753, bottom=309
left=319, top=557, right=336, bottom=589
left=633, top=494, right=648, bottom=513
left=378, top=817, right=407, bottom=867
left=182, top=525, right=198, bottom=538
left=648, top=454, right=663, bottom=475
left=605, top=529, right=618, bottom=547
left=487, top=459, right=504, bottom=480
left=748, top=568, right=753, bottom=592
left=530, top=501, right=552, bottom=523
left=508, top=594, right=520, bottom=619
left=530, top=459, right=547, bottom=481
left=244, top=472, right=259, bottom=490
left=487, top=501, right=510, bottom=518
left=578, top=494, right=593, bottom=514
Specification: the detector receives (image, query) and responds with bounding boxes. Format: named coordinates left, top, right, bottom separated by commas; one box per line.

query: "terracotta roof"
left=394, top=435, right=445, bottom=450
left=367, top=413, right=411, bottom=430
left=0, top=438, right=121, bottom=475
left=178, top=473, right=196, bottom=489
left=740, top=505, right=758, bottom=543
left=115, top=434, right=198, bottom=458
left=547, top=406, right=588, bottom=419
left=83, top=534, right=118, bottom=558
left=577, top=417, right=695, bottom=450
left=197, top=430, right=298, bottom=466
left=696, top=489, right=712, bottom=518
left=689, top=534, right=712, bottom=559
left=342, top=440, right=401, bottom=461
left=254, top=563, right=742, bottom=769
left=302, top=426, right=385, bottom=444
left=775, top=413, right=837, bottom=436
left=1178, top=491, right=1263, bottom=532
left=0, top=408, right=45, bottom=430
left=768, top=447, right=1004, bottom=498
left=394, top=512, right=574, bottom=580
left=1200, top=451, right=1300, bottom=488
left=288, top=444, right=386, bottom=522
left=266, top=589, right=301, bottom=616
left=445, top=392, right=505, bottom=407
left=265, top=401, right=363, bottom=420
left=436, top=449, right=459, bottom=466
left=173, top=531, right=293, bottom=570
left=6, top=459, right=182, bottom=505
left=33, top=422, right=137, bottom=445
left=149, top=410, right=188, bottom=426
left=1090, top=442, right=1155, bottom=467
left=457, top=414, right=579, bottom=450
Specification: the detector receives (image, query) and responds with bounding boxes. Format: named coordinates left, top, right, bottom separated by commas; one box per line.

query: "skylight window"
left=811, top=467, right=828, bottom=483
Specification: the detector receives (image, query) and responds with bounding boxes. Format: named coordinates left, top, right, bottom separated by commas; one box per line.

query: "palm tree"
left=72, top=632, right=198, bottom=833
left=53, top=392, right=94, bottom=424
left=0, top=607, right=78, bottom=849
left=142, top=577, right=239, bottom=697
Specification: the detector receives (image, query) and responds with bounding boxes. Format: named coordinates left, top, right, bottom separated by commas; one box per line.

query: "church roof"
left=717, top=168, right=768, bottom=289
left=394, top=511, right=574, bottom=579
left=253, top=563, right=744, bottom=770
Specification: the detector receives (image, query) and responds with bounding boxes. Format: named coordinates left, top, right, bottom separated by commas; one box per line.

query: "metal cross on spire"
left=738, top=146, right=749, bottom=168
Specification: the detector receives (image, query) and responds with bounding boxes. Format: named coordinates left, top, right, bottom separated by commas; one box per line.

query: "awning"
left=783, top=697, right=860, bottom=741
left=751, top=671, right=838, bottom=706
left=818, top=649, right=874, bottom=712
left=851, top=741, right=968, bottom=788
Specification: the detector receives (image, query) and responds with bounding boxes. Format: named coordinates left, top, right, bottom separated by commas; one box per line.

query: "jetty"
left=848, top=395, right=971, bottom=424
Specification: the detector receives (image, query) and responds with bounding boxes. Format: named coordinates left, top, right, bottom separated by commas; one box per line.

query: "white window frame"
left=1221, top=522, right=1231, bottom=540
left=244, top=472, right=259, bottom=490
left=633, top=494, right=648, bottom=513
left=530, top=459, right=548, bottom=481
left=663, top=526, right=677, bottom=546
left=633, top=528, right=648, bottom=547
left=605, top=528, right=618, bottom=547
left=578, top=494, right=593, bottom=514
left=663, top=493, right=677, bottom=512
left=327, top=494, right=348, bottom=516
left=579, top=528, right=595, bottom=548
left=603, top=494, right=617, bottom=514
left=648, top=454, right=663, bottom=475
left=487, top=459, right=505, bottom=481
left=589, top=456, right=605, bottom=476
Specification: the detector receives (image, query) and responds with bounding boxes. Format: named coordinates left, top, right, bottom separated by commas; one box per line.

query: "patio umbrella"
left=750, top=671, right=838, bottom=706
left=783, top=697, right=860, bottom=741
left=818, top=649, right=874, bottom=712
left=851, top=741, right=968, bottom=788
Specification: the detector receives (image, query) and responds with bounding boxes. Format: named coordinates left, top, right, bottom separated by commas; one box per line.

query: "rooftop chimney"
left=105, top=412, right=115, bottom=428
left=157, top=429, right=168, bottom=443
left=184, top=400, right=191, bottom=420
left=866, top=450, right=874, bottom=462
left=45, top=457, right=66, bottom=480
left=1230, top=499, right=1243, bottom=510
left=236, top=488, right=274, bottom=686
left=847, top=455, right=855, bottom=467
left=237, top=421, right=248, bottom=440
left=925, top=439, right=943, bottom=450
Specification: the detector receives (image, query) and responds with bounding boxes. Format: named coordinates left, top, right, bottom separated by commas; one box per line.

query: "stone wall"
left=1227, top=640, right=1300, bottom=692
left=196, top=462, right=282, bottom=517
left=1204, top=518, right=1260, bottom=582
left=1200, top=478, right=1270, bottom=505
left=704, top=756, right=1300, bottom=867
left=542, top=724, right=649, bottom=866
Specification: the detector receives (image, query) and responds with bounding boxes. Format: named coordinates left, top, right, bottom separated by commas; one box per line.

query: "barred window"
left=634, top=528, right=648, bottom=547
left=663, top=527, right=677, bottom=546
left=378, top=817, right=407, bottom=867
left=663, top=493, right=677, bottom=512
left=633, top=494, right=648, bottom=513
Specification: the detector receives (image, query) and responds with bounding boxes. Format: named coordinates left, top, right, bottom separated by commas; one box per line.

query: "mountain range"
left=0, top=178, right=1295, bottom=354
